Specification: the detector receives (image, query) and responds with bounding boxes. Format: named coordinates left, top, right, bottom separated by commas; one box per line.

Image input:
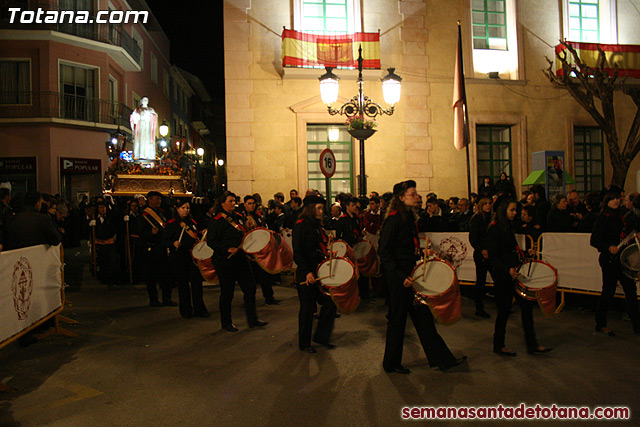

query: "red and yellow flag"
left=282, top=29, right=380, bottom=69
left=555, top=42, right=640, bottom=78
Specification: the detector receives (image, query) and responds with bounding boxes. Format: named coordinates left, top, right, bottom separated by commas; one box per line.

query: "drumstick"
left=329, top=243, right=333, bottom=276
left=178, top=224, right=186, bottom=243
left=227, top=244, right=242, bottom=259
left=299, top=274, right=333, bottom=285
left=200, top=229, right=208, bottom=242
left=617, top=230, right=637, bottom=249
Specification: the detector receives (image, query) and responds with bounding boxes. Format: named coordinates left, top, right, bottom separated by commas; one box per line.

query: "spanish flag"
left=282, top=29, right=380, bottom=69
left=555, top=42, right=640, bottom=78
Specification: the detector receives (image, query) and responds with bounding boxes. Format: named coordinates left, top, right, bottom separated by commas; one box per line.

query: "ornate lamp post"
left=318, top=45, right=402, bottom=196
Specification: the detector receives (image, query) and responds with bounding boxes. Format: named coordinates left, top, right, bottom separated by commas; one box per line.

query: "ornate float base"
left=106, top=174, right=191, bottom=196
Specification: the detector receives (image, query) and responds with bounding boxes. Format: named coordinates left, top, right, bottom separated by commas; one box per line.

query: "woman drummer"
left=163, top=199, right=208, bottom=319
left=379, top=180, right=466, bottom=373
left=292, top=195, right=337, bottom=353
left=207, top=191, right=268, bottom=332
left=488, top=198, right=551, bottom=356
left=469, top=197, right=493, bottom=318
left=590, top=187, right=640, bottom=336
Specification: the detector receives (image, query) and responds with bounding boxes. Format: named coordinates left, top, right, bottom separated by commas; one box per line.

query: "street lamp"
left=159, top=120, right=169, bottom=138
left=318, top=45, right=402, bottom=196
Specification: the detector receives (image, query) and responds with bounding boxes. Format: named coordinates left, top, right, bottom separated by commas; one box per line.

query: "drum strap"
left=319, top=225, right=329, bottom=256
left=143, top=207, right=165, bottom=229
left=221, top=212, right=246, bottom=234
left=179, top=221, right=198, bottom=240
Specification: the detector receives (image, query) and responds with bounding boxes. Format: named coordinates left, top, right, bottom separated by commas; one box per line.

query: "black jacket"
left=546, top=208, right=576, bottom=232
left=4, top=210, right=61, bottom=250
left=469, top=213, right=491, bottom=258
left=292, top=217, right=328, bottom=281
left=455, top=209, right=473, bottom=232
left=136, top=207, right=168, bottom=253
left=163, top=217, right=199, bottom=260
left=379, top=210, right=420, bottom=285
left=335, top=213, right=362, bottom=246
left=207, top=211, right=247, bottom=263
left=487, top=221, right=521, bottom=280
left=590, top=210, right=625, bottom=259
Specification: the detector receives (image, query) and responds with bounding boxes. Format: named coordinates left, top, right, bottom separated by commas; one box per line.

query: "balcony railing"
left=0, top=2, right=141, bottom=64
left=0, top=91, right=133, bottom=128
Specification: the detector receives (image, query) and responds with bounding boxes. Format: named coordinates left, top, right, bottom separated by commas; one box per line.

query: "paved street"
left=1, top=267, right=639, bottom=426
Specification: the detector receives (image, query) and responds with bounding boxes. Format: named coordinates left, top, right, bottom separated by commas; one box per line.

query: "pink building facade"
left=0, top=0, right=172, bottom=200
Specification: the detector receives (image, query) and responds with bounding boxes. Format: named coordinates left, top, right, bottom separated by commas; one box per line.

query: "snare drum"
left=411, top=258, right=461, bottom=324
left=241, top=227, right=293, bottom=274
left=353, top=240, right=379, bottom=277
left=620, top=244, right=640, bottom=281
left=316, top=257, right=359, bottom=314
left=516, top=260, right=558, bottom=316
left=191, top=241, right=218, bottom=283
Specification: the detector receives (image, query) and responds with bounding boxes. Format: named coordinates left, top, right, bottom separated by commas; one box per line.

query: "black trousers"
left=473, top=253, right=490, bottom=311
left=492, top=274, right=537, bottom=351
left=596, top=255, right=640, bottom=332
left=170, top=254, right=207, bottom=317
left=358, top=275, right=370, bottom=299
left=251, top=260, right=275, bottom=301
left=296, top=282, right=336, bottom=349
left=383, top=273, right=455, bottom=369
left=144, top=247, right=173, bottom=303
left=213, top=255, right=258, bottom=326
left=96, top=243, right=119, bottom=285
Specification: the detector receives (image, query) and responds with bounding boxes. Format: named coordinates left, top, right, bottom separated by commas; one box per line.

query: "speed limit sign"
left=319, top=148, right=336, bottom=178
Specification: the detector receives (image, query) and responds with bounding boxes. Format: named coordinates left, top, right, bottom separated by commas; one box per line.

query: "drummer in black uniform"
left=207, top=191, right=268, bottom=332
left=243, top=194, right=280, bottom=305
left=137, top=191, right=176, bottom=307
left=590, top=187, right=640, bottom=336
left=163, top=199, right=208, bottom=319
left=488, top=198, right=551, bottom=356
left=292, top=195, right=337, bottom=353
left=336, top=196, right=370, bottom=299
left=379, top=180, right=466, bottom=373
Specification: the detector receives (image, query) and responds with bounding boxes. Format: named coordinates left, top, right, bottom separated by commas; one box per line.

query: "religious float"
left=102, top=96, right=193, bottom=197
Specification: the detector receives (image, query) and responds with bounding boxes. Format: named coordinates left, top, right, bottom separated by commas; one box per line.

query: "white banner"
left=420, top=232, right=529, bottom=284
left=0, top=244, right=63, bottom=346
left=539, top=232, right=604, bottom=293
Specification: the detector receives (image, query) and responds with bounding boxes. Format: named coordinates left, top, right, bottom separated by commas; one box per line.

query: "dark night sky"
left=148, top=2, right=224, bottom=100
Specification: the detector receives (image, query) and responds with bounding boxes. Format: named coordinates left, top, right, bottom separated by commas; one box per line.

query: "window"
left=163, top=69, right=170, bottom=97
left=568, top=0, right=599, bottom=42
left=60, top=63, right=96, bottom=121
left=0, top=60, right=30, bottom=104
left=108, top=75, right=118, bottom=117
left=58, top=0, right=95, bottom=40
left=476, top=125, right=512, bottom=183
left=472, top=0, right=507, bottom=50
left=150, top=51, right=158, bottom=84
left=307, top=124, right=353, bottom=200
left=563, top=0, right=617, bottom=43
left=294, top=0, right=361, bottom=34
left=132, top=92, right=141, bottom=109
left=574, top=127, right=604, bottom=195
left=470, top=0, right=519, bottom=79
left=131, top=28, right=144, bottom=68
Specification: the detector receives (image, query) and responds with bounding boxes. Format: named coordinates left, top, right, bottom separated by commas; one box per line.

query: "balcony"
left=0, top=2, right=141, bottom=71
left=0, top=91, right=133, bottom=129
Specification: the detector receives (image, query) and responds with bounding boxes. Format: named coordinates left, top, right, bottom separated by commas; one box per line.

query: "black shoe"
left=493, top=347, right=517, bottom=357
left=163, top=300, right=178, bottom=307
left=384, top=365, right=411, bottom=374
left=313, top=341, right=336, bottom=349
left=594, top=327, right=615, bottom=337
left=300, top=346, right=317, bottom=354
left=222, top=324, right=239, bottom=332
left=439, top=356, right=467, bottom=372
left=149, top=300, right=163, bottom=307
left=528, top=347, right=553, bottom=355
left=475, top=310, right=491, bottom=318
left=265, top=299, right=281, bottom=305
left=249, top=319, right=268, bottom=327
left=193, top=311, right=210, bottom=318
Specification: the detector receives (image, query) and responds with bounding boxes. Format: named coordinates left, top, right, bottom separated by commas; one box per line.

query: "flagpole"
left=457, top=21, right=472, bottom=198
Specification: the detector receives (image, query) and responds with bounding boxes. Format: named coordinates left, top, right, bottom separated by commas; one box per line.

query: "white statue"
left=130, top=96, right=158, bottom=161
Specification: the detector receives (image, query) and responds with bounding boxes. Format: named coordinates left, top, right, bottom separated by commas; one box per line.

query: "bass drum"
left=620, top=244, right=640, bottom=281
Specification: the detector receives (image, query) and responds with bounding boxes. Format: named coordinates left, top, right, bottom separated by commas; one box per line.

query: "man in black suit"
left=4, top=191, right=61, bottom=251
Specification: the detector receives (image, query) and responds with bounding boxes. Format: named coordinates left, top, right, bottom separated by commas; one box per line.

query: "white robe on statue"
left=130, top=106, right=158, bottom=161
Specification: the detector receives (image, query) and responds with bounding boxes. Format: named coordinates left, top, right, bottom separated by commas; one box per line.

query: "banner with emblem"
left=282, top=29, right=381, bottom=69
left=0, top=244, right=63, bottom=346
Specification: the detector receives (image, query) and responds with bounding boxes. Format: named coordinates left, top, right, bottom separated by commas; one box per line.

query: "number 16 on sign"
left=319, top=148, right=336, bottom=203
